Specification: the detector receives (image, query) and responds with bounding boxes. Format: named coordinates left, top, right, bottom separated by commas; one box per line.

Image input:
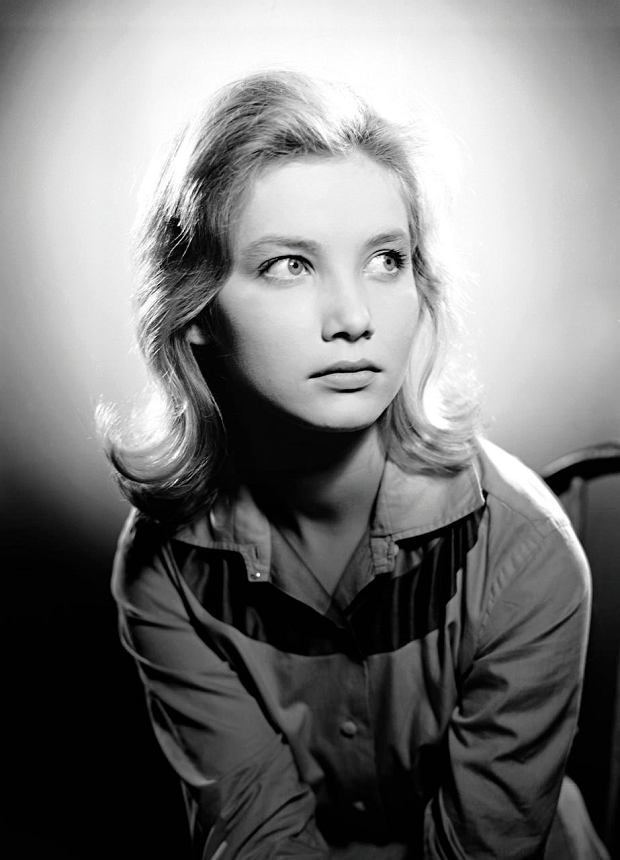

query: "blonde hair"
left=99, top=70, right=479, bottom=524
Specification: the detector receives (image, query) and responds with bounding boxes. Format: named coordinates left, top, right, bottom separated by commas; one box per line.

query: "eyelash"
left=377, top=249, right=408, bottom=271
left=258, top=255, right=309, bottom=276
left=258, top=250, right=409, bottom=277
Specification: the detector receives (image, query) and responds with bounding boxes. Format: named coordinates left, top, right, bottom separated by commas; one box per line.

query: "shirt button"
left=250, top=570, right=263, bottom=581
left=339, top=720, right=358, bottom=738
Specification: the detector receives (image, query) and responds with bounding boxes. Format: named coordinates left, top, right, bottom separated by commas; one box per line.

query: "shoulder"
left=114, top=506, right=169, bottom=566
left=472, top=437, right=590, bottom=605
left=475, top=437, right=569, bottom=535
left=111, top=507, right=175, bottom=605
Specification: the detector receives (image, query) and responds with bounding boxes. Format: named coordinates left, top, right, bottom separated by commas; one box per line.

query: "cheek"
left=377, top=289, right=420, bottom=352
left=218, top=287, right=313, bottom=353
left=213, top=292, right=262, bottom=361
left=395, top=298, right=419, bottom=343
left=217, top=302, right=306, bottom=382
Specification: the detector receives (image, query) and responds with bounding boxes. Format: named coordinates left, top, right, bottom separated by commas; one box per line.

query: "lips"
left=309, top=359, right=380, bottom=392
left=310, top=359, right=380, bottom=378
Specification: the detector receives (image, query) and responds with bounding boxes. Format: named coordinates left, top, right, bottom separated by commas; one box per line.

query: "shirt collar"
left=371, top=457, right=484, bottom=540
left=172, top=455, right=484, bottom=556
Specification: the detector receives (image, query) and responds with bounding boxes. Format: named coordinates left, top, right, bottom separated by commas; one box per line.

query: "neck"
left=229, top=411, right=387, bottom=534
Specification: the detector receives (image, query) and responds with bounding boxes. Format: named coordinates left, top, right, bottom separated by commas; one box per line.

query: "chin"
left=294, top=406, right=386, bottom=434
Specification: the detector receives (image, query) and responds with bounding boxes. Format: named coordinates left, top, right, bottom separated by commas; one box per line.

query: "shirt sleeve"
left=112, top=513, right=330, bottom=860
left=423, top=518, right=591, bottom=859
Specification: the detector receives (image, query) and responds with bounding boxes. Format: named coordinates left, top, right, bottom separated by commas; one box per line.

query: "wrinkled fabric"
left=113, top=439, right=591, bottom=858
left=545, top=777, right=609, bottom=860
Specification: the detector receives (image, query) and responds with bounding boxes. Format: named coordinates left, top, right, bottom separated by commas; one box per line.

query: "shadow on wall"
left=4, top=473, right=190, bottom=860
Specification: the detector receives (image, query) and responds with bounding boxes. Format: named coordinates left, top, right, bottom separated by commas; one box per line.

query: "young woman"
left=104, top=71, right=598, bottom=858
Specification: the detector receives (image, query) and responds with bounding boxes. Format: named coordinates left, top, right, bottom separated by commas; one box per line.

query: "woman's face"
left=193, top=152, right=419, bottom=433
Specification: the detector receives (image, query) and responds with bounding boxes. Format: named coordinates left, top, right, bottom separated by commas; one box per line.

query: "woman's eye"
left=365, top=251, right=406, bottom=277
left=260, top=256, right=309, bottom=280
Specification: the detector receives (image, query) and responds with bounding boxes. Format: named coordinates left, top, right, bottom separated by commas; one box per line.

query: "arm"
left=112, top=515, right=329, bottom=860
left=424, top=521, right=591, bottom=859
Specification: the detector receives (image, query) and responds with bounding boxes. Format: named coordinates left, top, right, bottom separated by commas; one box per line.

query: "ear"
left=187, top=323, right=207, bottom=345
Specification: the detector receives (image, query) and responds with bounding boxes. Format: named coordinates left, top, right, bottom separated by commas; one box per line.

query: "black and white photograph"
left=2, top=1, right=619, bottom=858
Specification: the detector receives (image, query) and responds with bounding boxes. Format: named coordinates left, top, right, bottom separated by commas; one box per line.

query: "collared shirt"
left=112, top=438, right=591, bottom=859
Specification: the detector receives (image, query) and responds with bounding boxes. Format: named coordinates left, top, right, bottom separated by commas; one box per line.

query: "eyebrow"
left=239, top=229, right=411, bottom=260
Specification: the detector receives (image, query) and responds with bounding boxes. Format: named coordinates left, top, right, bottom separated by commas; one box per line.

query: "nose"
left=321, top=273, right=375, bottom=342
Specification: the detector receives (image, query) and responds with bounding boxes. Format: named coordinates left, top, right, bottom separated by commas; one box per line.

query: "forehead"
left=232, top=153, right=410, bottom=252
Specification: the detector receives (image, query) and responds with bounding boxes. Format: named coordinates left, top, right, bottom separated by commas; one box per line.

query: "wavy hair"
left=98, top=69, right=479, bottom=524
